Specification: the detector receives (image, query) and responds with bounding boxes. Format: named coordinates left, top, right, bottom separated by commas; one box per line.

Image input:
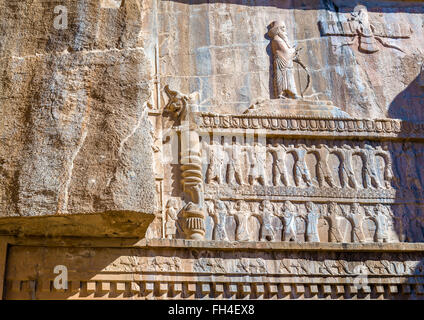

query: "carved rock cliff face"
left=0, top=0, right=157, bottom=217
left=159, top=0, right=424, bottom=118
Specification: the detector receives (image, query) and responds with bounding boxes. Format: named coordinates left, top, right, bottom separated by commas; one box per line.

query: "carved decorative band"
left=197, top=114, right=424, bottom=139
left=205, top=186, right=398, bottom=201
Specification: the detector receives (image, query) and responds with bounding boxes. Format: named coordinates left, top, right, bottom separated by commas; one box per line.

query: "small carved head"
left=215, top=200, right=226, bottom=212
left=261, top=200, right=273, bottom=211
left=236, top=200, right=249, bottom=211
left=305, top=201, right=315, bottom=212
left=268, top=20, right=287, bottom=39
left=375, top=204, right=384, bottom=213
left=282, top=200, right=295, bottom=212
left=352, top=4, right=369, bottom=24
left=329, top=202, right=337, bottom=213
left=351, top=202, right=360, bottom=212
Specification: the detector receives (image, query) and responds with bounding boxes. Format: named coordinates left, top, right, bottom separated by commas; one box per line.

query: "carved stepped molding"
left=3, top=239, right=424, bottom=300
left=6, top=279, right=424, bottom=300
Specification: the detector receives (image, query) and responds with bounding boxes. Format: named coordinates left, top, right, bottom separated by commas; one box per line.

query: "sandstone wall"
left=0, top=0, right=158, bottom=217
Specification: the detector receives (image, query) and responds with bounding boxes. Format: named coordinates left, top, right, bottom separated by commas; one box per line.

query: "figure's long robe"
left=274, top=55, right=297, bottom=97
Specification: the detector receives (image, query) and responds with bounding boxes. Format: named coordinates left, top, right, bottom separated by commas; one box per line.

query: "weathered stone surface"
left=0, top=211, right=154, bottom=238
left=0, top=0, right=157, bottom=217
left=1, top=0, right=424, bottom=301
left=2, top=238, right=424, bottom=300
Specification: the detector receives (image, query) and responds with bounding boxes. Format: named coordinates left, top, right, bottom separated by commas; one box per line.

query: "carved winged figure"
left=319, top=5, right=412, bottom=54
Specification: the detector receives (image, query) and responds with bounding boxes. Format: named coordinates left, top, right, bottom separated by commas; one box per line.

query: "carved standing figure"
left=268, top=21, right=300, bottom=99
left=228, top=200, right=251, bottom=241
left=255, top=200, right=276, bottom=241
left=247, top=143, right=267, bottom=186
left=326, top=202, right=343, bottom=243
left=401, top=143, right=422, bottom=191
left=165, top=199, right=179, bottom=239
left=369, top=204, right=391, bottom=243
left=206, top=140, right=227, bottom=185
left=210, top=200, right=229, bottom=241
left=225, top=137, right=246, bottom=186
left=305, top=202, right=320, bottom=242
left=342, top=203, right=366, bottom=243
left=267, top=142, right=289, bottom=186
left=354, top=144, right=381, bottom=189
left=288, top=144, right=313, bottom=187
left=333, top=144, right=358, bottom=189
left=375, top=145, right=395, bottom=189
left=279, top=200, right=297, bottom=241
left=315, top=144, right=336, bottom=188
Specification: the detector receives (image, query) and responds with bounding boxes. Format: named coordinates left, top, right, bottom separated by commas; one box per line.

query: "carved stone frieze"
left=319, top=4, right=412, bottom=54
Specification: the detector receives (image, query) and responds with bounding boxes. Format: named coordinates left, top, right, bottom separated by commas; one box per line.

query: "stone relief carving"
left=254, top=200, right=276, bottom=242
left=161, top=79, right=424, bottom=243
left=227, top=200, right=251, bottom=241
left=203, top=139, right=396, bottom=192
left=202, top=199, right=403, bottom=244
left=322, top=202, right=343, bottom=243
left=165, top=199, right=178, bottom=239
left=278, top=200, right=297, bottom=242
left=208, top=200, right=229, bottom=241
left=268, top=21, right=301, bottom=99
left=164, top=86, right=206, bottom=240
left=305, top=201, right=320, bottom=242
left=105, top=256, right=182, bottom=272
left=319, top=4, right=412, bottom=54
left=236, top=258, right=267, bottom=274
left=198, top=114, right=424, bottom=138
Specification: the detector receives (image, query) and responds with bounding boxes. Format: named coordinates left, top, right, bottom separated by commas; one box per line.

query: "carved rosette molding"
left=205, top=185, right=398, bottom=201
left=196, top=113, right=424, bottom=140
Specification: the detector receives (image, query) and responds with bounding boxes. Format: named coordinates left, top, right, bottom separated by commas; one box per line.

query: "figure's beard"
left=278, top=31, right=289, bottom=42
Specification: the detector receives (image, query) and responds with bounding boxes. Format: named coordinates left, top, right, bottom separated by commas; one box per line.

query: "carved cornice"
left=196, top=113, right=424, bottom=140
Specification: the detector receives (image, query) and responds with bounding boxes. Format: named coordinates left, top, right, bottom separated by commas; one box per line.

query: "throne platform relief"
left=159, top=18, right=424, bottom=247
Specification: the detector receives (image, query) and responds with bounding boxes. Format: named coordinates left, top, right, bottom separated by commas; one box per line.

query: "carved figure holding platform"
left=267, top=142, right=289, bottom=187
left=206, top=140, right=227, bottom=185
left=375, top=145, right=394, bottom=189
left=288, top=144, right=313, bottom=187
left=354, top=144, right=381, bottom=189
left=334, top=144, right=357, bottom=189
left=305, top=202, right=320, bottom=242
left=315, top=144, right=336, bottom=188
left=247, top=143, right=267, bottom=186
left=225, top=137, right=246, bottom=186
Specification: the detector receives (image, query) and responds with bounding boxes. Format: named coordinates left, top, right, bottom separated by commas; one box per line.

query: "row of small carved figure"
left=165, top=199, right=396, bottom=243
left=203, top=141, right=395, bottom=190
